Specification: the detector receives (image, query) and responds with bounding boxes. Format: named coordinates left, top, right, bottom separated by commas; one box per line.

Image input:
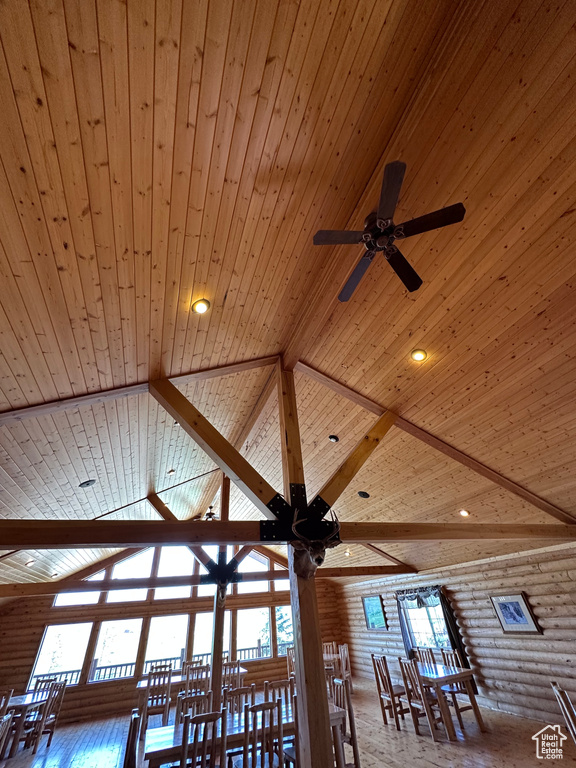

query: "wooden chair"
left=414, top=647, right=436, bottom=667
left=371, top=654, right=409, bottom=730
left=176, top=663, right=211, bottom=722
left=222, top=660, right=241, bottom=690
left=181, top=708, right=228, bottom=768
left=31, top=680, right=66, bottom=751
left=0, top=713, right=13, bottom=761
left=331, top=677, right=361, bottom=768
left=398, top=658, right=445, bottom=742
left=123, top=709, right=140, bottom=768
left=339, top=643, right=353, bottom=692
left=551, top=681, right=576, bottom=744
left=0, top=689, right=13, bottom=717
left=33, top=676, right=57, bottom=695
left=323, top=641, right=338, bottom=656
left=439, top=648, right=474, bottom=728
left=231, top=700, right=283, bottom=768
left=223, top=683, right=256, bottom=715
left=264, top=678, right=295, bottom=714
left=140, top=666, right=172, bottom=736
left=286, top=647, right=296, bottom=679
left=22, top=680, right=61, bottom=754
left=180, top=689, right=213, bottom=722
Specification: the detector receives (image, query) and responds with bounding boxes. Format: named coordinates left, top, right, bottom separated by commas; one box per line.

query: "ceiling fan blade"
left=377, top=161, right=406, bottom=224
left=338, top=252, right=375, bottom=302
left=313, top=230, right=365, bottom=245
left=394, top=202, right=466, bottom=239
left=385, top=246, right=422, bottom=292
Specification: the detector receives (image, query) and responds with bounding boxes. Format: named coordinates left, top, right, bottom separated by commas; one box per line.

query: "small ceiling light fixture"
left=358, top=491, right=370, bottom=499
left=51, top=572, right=59, bottom=579
left=328, top=435, right=339, bottom=443
left=79, top=479, right=96, bottom=488
left=167, top=468, right=176, bottom=476
left=344, top=548, right=351, bottom=557
left=459, top=509, right=470, bottom=517
left=191, top=298, right=210, bottom=314
left=411, top=348, right=428, bottom=362
left=25, top=559, right=35, bottom=567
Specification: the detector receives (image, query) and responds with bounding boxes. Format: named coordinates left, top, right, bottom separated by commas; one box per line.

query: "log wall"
left=334, top=543, right=576, bottom=723
left=0, top=579, right=339, bottom=722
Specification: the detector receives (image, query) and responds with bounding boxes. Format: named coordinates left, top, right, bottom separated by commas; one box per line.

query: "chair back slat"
left=322, top=641, right=338, bottom=656
left=440, top=648, right=462, bottom=668
left=33, top=676, right=57, bottom=696
left=123, top=709, right=140, bottom=768
left=184, top=708, right=227, bottom=768
left=180, top=690, right=213, bottom=719
left=187, top=664, right=211, bottom=695
left=148, top=667, right=172, bottom=708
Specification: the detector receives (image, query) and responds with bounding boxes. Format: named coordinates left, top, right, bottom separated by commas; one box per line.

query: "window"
left=144, top=614, right=189, bottom=673
left=275, top=605, right=293, bottom=656
left=236, top=607, right=271, bottom=660
left=273, top=563, right=290, bottom=592
left=237, top=552, right=269, bottom=594
left=192, top=611, right=230, bottom=663
left=90, top=618, right=143, bottom=680
left=404, top=603, right=450, bottom=648
left=107, top=549, right=154, bottom=603
left=30, top=622, right=93, bottom=688
left=54, top=570, right=104, bottom=607
left=154, top=546, right=195, bottom=600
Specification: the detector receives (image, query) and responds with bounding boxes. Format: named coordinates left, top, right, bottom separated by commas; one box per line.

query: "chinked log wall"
left=336, top=543, right=576, bottom=723
left=0, top=580, right=340, bottom=723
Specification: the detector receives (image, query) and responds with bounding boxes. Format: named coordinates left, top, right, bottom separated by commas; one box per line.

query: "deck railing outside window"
left=28, top=668, right=81, bottom=689
left=237, top=642, right=271, bottom=660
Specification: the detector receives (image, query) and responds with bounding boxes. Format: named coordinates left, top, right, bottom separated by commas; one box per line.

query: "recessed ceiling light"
left=25, top=559, right=35, bottom=567
left=167, top=469, right=176, bottom=476
left=191, top=298, right=210, bottom=314
left=459, top=509, right=470, bottom=517
left=358, top=491, right=370, bottom=499
left=328, top=435, right=339, bottom=443
left=344, top=548, right=351, bottom=557
left=411, top=349, right=427, bottom=362
left=79, top=479, right=96, bottom=488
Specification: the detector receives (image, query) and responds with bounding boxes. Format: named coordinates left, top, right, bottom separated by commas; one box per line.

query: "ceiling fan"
left=313, top=161, right=466, bottom=301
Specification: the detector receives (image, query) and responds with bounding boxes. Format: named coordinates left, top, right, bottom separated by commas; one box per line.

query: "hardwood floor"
left=1, top=679, right=574, bottom=767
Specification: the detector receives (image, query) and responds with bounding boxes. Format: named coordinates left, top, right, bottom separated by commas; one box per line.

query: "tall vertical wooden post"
left=210, top=473, right=230, bottom=708
left=277, top=365, right=333, bottom=768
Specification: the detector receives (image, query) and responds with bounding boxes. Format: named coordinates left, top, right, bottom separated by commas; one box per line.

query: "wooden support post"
left=278, top=365, right=333, bottom=768
left=211, top=474, right=230, bottom=708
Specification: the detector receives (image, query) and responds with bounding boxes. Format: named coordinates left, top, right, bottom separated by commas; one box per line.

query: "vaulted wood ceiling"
left=0, top=0, right=575, bottom=585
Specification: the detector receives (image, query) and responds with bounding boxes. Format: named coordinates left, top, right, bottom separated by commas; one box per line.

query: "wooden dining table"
left=417, top=662, right=486, bottom=741
left=5, top=691, right=49, bottom=758
left=144, top=700, right=347, bottom=768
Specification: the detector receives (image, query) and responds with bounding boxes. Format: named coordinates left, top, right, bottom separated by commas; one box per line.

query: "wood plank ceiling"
left=0, top=0, right=575, bottom=584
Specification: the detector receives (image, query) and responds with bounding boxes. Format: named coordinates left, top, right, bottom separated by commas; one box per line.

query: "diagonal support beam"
left=363, top=543, right=417, bottom=572
left=150, top=379, right=290, bottom=520
left=308, top=410, right=397, bottom=518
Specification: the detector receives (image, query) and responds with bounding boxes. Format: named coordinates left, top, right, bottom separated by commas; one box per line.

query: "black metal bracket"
left=260, top=518, right=339, bottom=543
left=266, top=493, right=292, bottom=518
left=306, top=494, right=331, bottom=521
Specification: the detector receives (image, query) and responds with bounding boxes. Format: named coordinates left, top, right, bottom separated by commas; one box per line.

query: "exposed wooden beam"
left=0, top=357, right=279, bottom=426
left=363, top=543, right=418, bottom=572
left=229, top=544, right=253, bottom=567
left=309, top=411, right=397, bottom=513
left=0, top=570, right=291, bottom=598
left=295, top=361, right=576, bottom=525
left=150, top=379, right=287, bottom=521
left=253, top=545, right=289, bottom=569
left=188, top=545, right=217, bottom=570
left=278, top=364, right=333, bottom=768
left=147, top=492, right=178, bottom=521
left=2, top=520, right=574, bottom=549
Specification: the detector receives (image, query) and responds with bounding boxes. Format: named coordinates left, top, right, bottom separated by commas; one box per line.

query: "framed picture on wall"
left=362, top=595, right=388, bottom=631
left=489, top=592, right=542, bottom=635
